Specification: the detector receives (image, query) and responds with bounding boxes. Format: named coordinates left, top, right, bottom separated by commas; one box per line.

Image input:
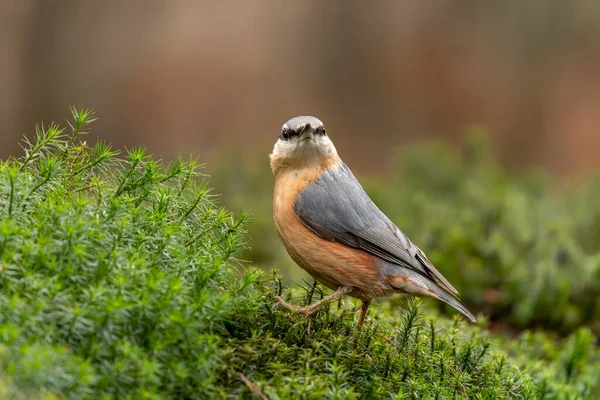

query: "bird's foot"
left=274, top=286, right=353, bottom=317
left=274, top=296, right=320, bottom=316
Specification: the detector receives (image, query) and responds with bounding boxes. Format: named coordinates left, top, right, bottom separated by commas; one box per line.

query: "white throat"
left=269, top=135, right=338, bottom=175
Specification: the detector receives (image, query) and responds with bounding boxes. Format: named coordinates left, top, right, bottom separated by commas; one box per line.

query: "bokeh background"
left=3, top=1, right=600, bottom=176
left=3, top=1, right=600, bottom=333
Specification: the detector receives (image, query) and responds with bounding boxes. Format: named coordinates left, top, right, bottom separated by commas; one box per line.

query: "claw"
left=274, top=296, right=319, bottom=315
left=274, top=296, right=285, bottom=307
left=273, top=286, right=353, bottom=318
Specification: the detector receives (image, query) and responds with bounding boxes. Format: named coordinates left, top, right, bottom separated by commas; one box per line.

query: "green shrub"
left=0, top=109, right=252, bottom=398
left=362, top=132, right=600, bottom=334
left=0, top=110, right=598, bottom=398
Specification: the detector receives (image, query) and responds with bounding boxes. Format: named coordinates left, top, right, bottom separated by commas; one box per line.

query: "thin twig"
left=377, top=332, right=393, bottom=344
left=238, top=373, right=268, bottom=400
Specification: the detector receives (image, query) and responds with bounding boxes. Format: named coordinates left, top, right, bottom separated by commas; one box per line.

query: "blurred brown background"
left=2, top=1, right=600, bottom=178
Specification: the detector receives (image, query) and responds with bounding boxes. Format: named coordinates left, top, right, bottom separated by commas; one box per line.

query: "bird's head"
left=270, top=116, right=338, bottom=175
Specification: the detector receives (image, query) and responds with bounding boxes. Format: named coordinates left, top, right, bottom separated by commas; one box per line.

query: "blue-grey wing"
left=294, top=161, right=458, bottom=295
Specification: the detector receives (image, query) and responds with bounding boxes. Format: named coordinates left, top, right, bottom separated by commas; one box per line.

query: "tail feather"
left=432, top=286, right=476, bottom=323
left=386, top=272, right=476, bottom=323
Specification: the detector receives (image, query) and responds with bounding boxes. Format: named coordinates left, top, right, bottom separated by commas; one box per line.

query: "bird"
left=270, top=116, right=476, bottom=327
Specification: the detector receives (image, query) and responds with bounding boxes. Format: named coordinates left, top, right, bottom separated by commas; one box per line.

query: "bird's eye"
left=281, top=130, right=291, bottom=140
left=315, top=126, right=326, bottom=136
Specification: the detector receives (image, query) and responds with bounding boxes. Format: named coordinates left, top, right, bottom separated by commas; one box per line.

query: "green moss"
left=0, top=109, right=598, bottom=398
left=222, top=277, right=600, bottom=399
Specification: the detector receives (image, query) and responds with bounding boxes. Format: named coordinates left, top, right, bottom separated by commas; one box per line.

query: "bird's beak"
left=299, top=124, right=313, bottom=140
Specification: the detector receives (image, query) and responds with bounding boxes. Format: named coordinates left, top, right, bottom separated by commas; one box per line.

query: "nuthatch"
left=270, top=116, right=475, bottom=327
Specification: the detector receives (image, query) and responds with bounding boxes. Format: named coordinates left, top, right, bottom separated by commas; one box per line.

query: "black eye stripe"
left=279, top=125, right=326, bottom=140
left=280, top=128, right=299, bottom=141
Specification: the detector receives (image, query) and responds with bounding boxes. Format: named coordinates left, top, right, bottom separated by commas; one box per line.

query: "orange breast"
left=272, top=165, right=392, bottom=300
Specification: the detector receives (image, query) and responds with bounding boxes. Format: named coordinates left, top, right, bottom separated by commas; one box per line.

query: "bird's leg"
left=275, top=286, right=353, bottom=316
left=358, top=300, right=371, bottom=328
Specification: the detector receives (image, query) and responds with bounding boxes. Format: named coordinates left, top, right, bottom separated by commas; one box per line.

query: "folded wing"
left=294, top=162, right=459, bottom=296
